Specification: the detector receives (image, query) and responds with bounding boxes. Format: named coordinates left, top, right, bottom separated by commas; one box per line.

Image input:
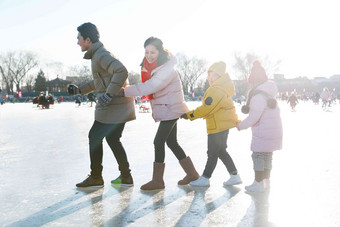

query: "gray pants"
left=252, top=152, right=273, bottom=171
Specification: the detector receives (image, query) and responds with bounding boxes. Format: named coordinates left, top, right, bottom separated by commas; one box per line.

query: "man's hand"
left=98, top=93, right=112, bottom=106
left=180, top=113, right=188, bottom=120
left=67, top=84, right=80, bottom=95
left=117, top=88, right=125, bottom=97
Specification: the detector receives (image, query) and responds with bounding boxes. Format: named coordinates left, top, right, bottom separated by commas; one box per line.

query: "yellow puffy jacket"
left=187, top=73, right=240, bottom=134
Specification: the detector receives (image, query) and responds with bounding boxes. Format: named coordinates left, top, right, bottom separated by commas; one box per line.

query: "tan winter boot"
left=178, top=156, right=200, bottom=185
left=140, top=162, right=165, bottom=190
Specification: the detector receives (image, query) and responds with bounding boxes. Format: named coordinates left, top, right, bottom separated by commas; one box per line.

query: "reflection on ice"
left=238, top=191, right=272, bottom=227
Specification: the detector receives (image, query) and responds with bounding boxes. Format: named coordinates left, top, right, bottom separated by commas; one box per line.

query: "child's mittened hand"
left=180, top=113, right=188, bottom=119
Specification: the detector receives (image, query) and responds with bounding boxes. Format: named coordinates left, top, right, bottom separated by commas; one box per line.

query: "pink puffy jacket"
left=124, top=55, right=189, bottom=122
left=238, top=81, right=283, bottom=152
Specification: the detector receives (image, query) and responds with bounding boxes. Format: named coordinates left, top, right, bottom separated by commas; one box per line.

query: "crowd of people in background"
left=0, top=87, right=338, bottom=112
left=276, top=87, right=339, bottom=111
left=0, top=92, right=98, bottom=108
left=278, top=88, right=338, bottom=104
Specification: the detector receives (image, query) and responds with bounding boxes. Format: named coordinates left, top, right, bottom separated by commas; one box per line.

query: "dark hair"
left=77, top=22, right=100, bottom=43
left=142, top=37, right=169, bottom=66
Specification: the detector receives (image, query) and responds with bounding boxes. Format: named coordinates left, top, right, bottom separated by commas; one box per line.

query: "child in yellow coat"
left=181, top=61, right=242, bottom=187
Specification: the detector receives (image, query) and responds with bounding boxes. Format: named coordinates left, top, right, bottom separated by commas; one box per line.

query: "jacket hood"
left=255, top=80, right=278, bottom=98
left=212, top=72, right=235, bottom=97
left=84, top=41, right=103, bottom=59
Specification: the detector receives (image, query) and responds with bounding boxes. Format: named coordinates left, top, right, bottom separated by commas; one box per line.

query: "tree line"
left=0, top=51, right=280, bottom=97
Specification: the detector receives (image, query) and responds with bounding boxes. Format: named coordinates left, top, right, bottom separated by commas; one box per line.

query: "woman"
left=122, top=37, right=199, bottom=190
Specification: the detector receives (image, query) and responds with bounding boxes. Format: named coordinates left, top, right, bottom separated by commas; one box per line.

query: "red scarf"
left=141, top=58, right=158, bottom=100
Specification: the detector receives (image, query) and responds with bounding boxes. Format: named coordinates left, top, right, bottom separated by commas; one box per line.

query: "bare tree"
left=193, top=78, right=209, bottom=96
left=14, top=52, right=38, bottom=92
left=67, top=64, right=92, bottom=84
left=128, top=71, right=141, bottom=85
left=233, top=52, right=258, bottom=81
left=176, top=53, right=207, bottom=95
left=0, top=52, right=15, bottom=94
left=0, top=51, right=38, bottom=93
left=232, top=52, right=281, bottom=95
left=260, top=55, right=282, bottom=78
left=233, top=52, right=281, bottom=80
left=24, top=74, right=35, bottom=92
left=43, top=61, right=65, bottom=80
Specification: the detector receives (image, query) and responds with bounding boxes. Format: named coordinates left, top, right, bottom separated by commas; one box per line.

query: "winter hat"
left=208, top=61, right=226, bottom=76
left=248, top=60, right=268, bottom=85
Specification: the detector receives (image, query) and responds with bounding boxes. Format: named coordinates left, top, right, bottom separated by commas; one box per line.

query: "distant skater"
left=87, top=92, right=96, bottom=107
left=320, top=87, right=330, bottom=110
left=75, top=95, right=82, bottom=107
left=287, top=92, right=298, bottom=111
left=237, top=60, right=283, bottom=193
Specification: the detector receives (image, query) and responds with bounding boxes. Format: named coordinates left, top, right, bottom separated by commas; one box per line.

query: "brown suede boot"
left=140, top=162, right=165, bottom=190
left=178, top=156, right=200, bottom=185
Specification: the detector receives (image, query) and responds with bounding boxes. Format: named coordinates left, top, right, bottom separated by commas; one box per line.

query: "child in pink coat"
left=237, top=60, right=283, bottom=192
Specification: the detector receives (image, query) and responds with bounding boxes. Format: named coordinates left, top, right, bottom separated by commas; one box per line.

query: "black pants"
left=88, top=121, right=130, bottom=178
left=203, top=129, right=238, bottom=178
left=154, top=119, right=187, bottom=163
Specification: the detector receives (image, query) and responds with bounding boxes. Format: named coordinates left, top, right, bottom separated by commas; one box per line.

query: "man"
left=68, top=22, right=136, bottom=188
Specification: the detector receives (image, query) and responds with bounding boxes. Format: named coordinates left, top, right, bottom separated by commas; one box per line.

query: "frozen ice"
left=0, top=101, right=339, bottom=226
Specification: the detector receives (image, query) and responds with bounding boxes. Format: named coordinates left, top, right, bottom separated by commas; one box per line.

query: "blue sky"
left=1, top=0, right=340, bottom=79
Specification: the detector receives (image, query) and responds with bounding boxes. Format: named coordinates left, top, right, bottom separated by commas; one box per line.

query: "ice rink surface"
left=0, top=100, right=339, bottom=227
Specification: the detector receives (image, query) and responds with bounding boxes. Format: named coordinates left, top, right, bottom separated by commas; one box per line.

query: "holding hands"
left=117, top=88, right=125, bottom=97
left=181, top=113, right=188, bottom=120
